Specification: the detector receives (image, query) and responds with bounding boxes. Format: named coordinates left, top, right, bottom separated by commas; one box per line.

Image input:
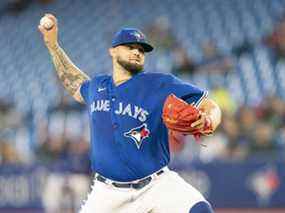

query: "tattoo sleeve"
left=49, top=45, right=90, bottom=101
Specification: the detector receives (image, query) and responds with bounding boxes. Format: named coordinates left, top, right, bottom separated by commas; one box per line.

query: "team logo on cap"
left=130, top=31, right=144, bottom=41
left=124, top=123, right=150, bottom=149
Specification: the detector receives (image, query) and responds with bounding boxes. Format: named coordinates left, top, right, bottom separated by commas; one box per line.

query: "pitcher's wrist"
left=47, top=42, right=59, bottom=52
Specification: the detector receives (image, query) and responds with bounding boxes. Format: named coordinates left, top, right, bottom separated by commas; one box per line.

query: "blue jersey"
left=80, top=72, right=207, bottom=181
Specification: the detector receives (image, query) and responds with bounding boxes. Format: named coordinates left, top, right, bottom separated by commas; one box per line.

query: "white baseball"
left=40, top=16, right=54, bottom=30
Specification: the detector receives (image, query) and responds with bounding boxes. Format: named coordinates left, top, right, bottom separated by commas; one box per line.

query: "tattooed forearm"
left=49, top=45, right=90, bottom=96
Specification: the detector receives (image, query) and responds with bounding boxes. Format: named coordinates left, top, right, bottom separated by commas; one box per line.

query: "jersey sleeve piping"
left=194, top=91, right=208, bottom=107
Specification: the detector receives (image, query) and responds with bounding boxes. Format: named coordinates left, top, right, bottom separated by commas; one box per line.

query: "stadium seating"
left=1, top=0, right=285, bottom=116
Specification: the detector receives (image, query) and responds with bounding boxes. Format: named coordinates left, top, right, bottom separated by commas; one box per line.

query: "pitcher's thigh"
left=79, top=181, right=128, bottom=213
left=151, top=171, right=212, bottom=213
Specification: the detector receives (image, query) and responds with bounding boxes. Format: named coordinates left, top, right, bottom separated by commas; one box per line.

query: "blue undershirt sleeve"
left=80, top=80, right=91, bottom=104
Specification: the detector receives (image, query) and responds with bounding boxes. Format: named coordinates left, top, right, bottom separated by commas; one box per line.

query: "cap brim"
left=113, top=42, right=154, bottom=52
left=139, top=42, right=154, bottom=52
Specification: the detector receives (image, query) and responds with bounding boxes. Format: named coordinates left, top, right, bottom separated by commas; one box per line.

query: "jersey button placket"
left=112, top=123, right=118, bottom=129
left=108, top=91, right=119, bottom=132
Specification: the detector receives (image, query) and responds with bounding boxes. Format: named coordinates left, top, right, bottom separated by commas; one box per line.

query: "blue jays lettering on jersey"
left=80, top=72, right=207, bottom=182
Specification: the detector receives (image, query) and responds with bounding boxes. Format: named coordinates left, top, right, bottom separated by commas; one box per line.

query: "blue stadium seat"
left=1, top=0, right=285, bottom=116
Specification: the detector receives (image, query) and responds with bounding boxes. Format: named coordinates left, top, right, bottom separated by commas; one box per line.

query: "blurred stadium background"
left=1, top=0, right=285, bottom=212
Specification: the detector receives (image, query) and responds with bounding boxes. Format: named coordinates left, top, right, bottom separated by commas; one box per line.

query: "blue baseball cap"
left=112, top=28, right=153, bottom=52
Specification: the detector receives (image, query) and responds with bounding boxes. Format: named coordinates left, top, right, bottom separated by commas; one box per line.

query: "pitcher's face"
left=111, top=44, right=145, bottom=74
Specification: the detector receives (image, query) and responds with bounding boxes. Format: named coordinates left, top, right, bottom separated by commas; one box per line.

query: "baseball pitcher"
left=38, top=14, right=221, bottom=213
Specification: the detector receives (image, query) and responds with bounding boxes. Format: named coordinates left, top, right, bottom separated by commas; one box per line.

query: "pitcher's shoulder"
left=93, top=74, right=111, bottom=83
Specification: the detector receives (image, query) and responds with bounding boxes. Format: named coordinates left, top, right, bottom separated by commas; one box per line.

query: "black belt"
left=96, top=169, right=165, bottom=190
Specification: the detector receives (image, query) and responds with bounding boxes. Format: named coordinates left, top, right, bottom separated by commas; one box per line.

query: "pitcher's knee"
left=189, top=201, right=214, bottom=213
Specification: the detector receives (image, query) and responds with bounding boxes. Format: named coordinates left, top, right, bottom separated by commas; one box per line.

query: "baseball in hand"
left=40, top=16, right=54, bottom=30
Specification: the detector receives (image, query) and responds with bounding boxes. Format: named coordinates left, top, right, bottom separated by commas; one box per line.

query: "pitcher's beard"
left=117, top=57, right=144, bottom=75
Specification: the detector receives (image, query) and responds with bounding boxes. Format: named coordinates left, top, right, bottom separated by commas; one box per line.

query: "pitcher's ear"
left=109, top=48, right=115, bottom=57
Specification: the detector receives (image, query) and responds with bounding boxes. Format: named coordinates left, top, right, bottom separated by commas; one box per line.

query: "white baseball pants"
left=79, top=168, right=210, bottom=213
